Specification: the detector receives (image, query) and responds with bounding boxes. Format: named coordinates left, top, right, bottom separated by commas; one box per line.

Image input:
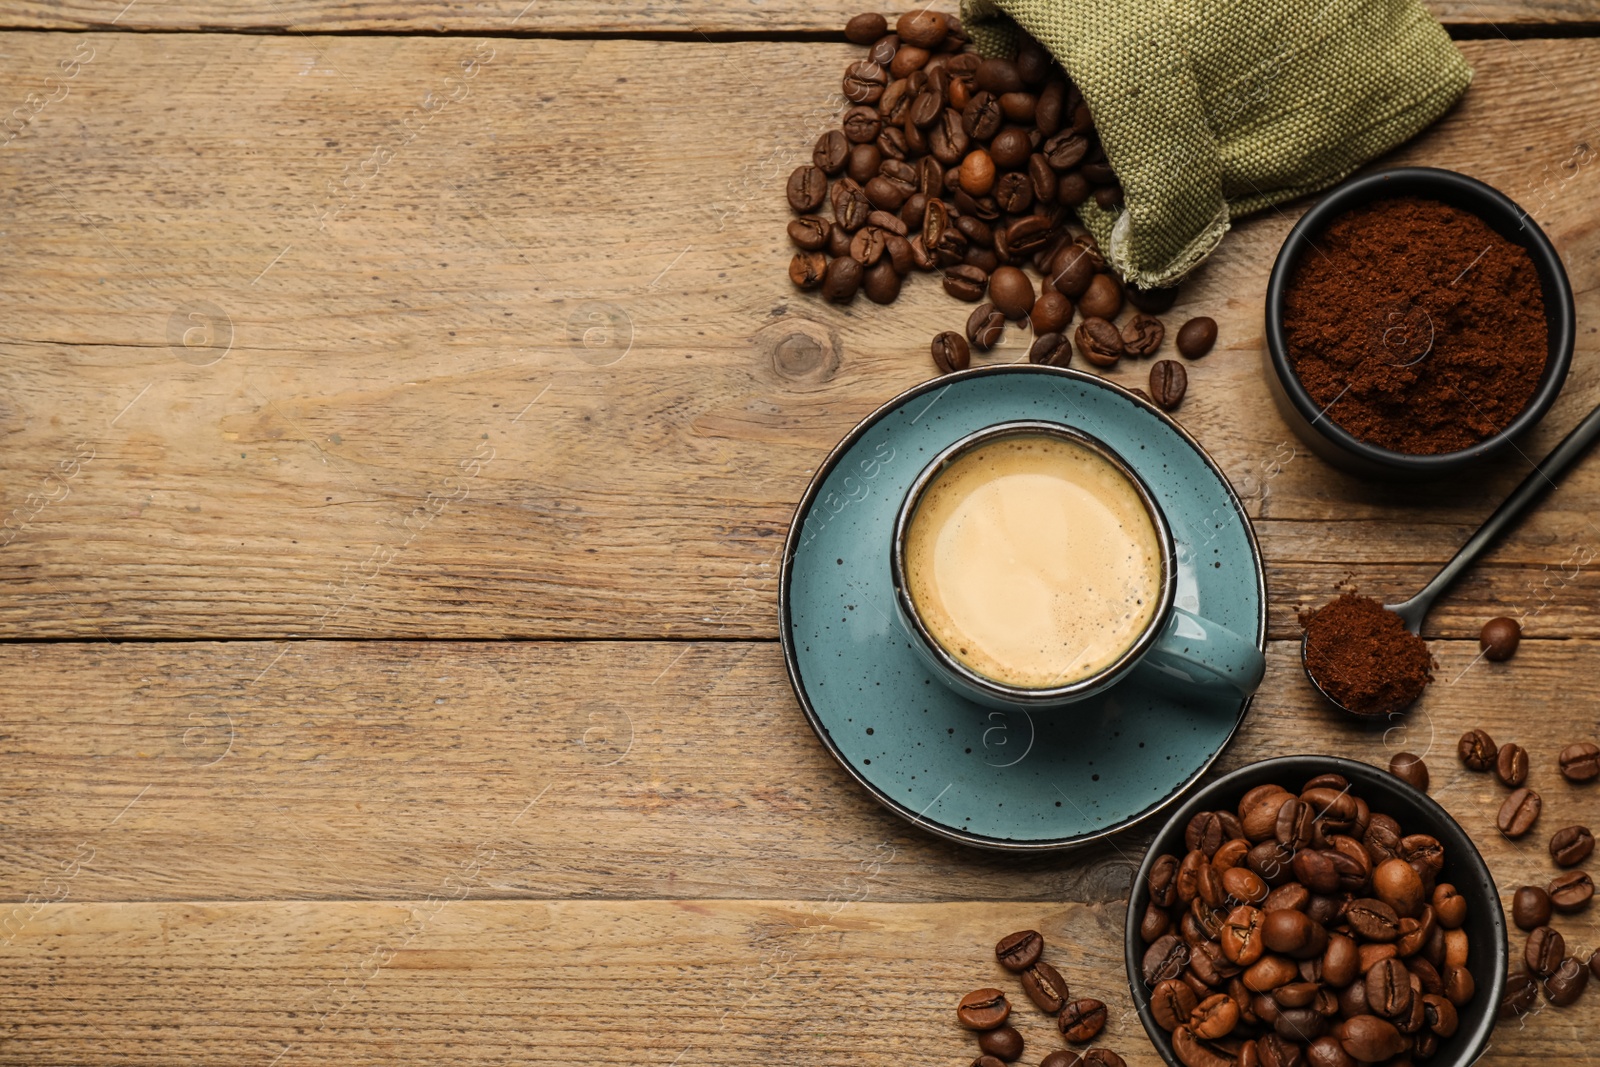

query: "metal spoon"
left=1304, top=401, right=1600, bottom=715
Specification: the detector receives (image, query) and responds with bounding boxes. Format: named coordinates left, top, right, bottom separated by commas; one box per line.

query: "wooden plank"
left=1, top=0, right=1597, bottom=32
left=1, top=35, right=1598, bottom=640
left=3, top=639, right=1594, bottom=904
left=0, top=895, right=1591, bottom=1067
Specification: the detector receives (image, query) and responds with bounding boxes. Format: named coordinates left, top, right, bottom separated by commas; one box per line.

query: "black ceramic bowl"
left=1266, top=167, right=1575, bottom=479
left=1124, top=755, right=1507, bottom=1067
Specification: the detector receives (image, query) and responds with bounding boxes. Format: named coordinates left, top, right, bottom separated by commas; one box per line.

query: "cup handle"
left=1134, top=606, right=1265, bottom=699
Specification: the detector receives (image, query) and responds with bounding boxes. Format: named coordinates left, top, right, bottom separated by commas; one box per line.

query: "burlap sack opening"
left=961, top=0, right=1472, bottom=288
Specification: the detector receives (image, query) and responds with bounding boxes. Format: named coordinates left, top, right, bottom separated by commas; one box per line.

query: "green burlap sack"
left=961, top=0, right=1472, bottom=287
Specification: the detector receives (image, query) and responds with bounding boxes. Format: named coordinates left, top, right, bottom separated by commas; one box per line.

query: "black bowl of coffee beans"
left=1124, top=755, right=1506, bottom=1067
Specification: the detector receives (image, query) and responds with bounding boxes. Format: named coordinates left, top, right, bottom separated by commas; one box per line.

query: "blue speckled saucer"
left=778, top=366, right=1266, bottom=851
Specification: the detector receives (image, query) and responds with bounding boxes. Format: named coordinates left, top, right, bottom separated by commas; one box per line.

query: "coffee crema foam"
left=904, top=433, right=1164, bottom=689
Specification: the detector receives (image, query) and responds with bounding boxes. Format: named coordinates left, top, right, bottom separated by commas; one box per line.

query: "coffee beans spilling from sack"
left=785, top=12, right=1220, bottom=409
left=1138, top=771, right=1478, bottom=1066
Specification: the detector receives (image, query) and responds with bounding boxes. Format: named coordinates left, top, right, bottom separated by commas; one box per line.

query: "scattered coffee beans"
left=1028, top=331, right=1072, bottom=367
left=1021, top=960, right=1071, bottom=1014
left=995, top=929, right=1044, bottom=972
left=1549, top=825, right=1594, bottom=867
left=1547, top=870, right=1594, bottom=913
left=1513, top=886, right=1552, bottom=931
left=1494, top=742, right=1530, bottom=788
left=1500, top=970, right=1539, bottom=1018
left=1497, top=787, right=1541, bottom=838
left=1559, top=741, right=1600, bottom=783
left=1075, top=317, right=1123, bottom=367
left=1148, top=359, right=1186, bottom=411
left=1545, top=956, right=1589, bottom=1006
left=1388, top=752, right=1429, bottom=791
left=1526, top=925, right=1565, bottom=977
left=1139, top=772, right=1478, bottom=1067
left=960, top=928, right=1123, bottom=1066
left=1175, top=316, right=1217, bottom=359
left=978, top=1024, right=1024, bottom=1060
left=1120, top=314, right=1163, bottom=357
left=1479, top=616, right=1521, bottom=661
left=1058, top=998, right=1108, bottom=1043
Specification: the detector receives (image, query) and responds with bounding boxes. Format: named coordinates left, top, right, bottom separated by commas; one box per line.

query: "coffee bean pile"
left=1450, top=730, right=1600, bottom=1018
left=956, top=928, right=1126, bottom=1067
left=783, top=11, right=1221, bottom=411
left=1137, top=772, right=1477, bottom=1066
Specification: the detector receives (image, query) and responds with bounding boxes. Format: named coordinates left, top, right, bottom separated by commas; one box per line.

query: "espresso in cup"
left=902, top=431, right=1164, bottom=690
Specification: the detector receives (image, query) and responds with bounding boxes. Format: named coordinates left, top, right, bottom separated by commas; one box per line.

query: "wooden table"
left=1, top=2, right=1597, bottom=1063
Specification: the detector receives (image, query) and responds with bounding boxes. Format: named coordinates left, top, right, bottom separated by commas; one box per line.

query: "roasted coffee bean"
left=1346, top=899, right=1400, bottom=943
left=966, top=302, right=1006, bottom=351
left=844, top=13, right=887, bottom=45
left=942, top=264, right=988, bottom=301
left=1057, top=172, right=1091, bottom=206
left=1212, top=833, right=1250, bottom=871
left=1550, top=825, right=1595, bottom=867
left=1028, top=152, right=1058, bottom=203
left=1497, top=787, right=1541, bottom=838
left=1029, top=290, right=1072, bottom=335
left=989, top=266, right=1035, bottom=319
left=787, top=165, right=828, bottom=212
left=868, top=208, right=908, bottom=238
left=827, top=222, right=854, bottom=258
left=1364, top=957, right=1413, bottom=1019
left=1372, top=858, right=1425, bottom=919
left=1363, top=814, right=1402, bottom=863
left=865, top=173, right=910, bottom=211
left=1388, top=753, right=1428, bottom=791
left=1560, top=741, right=1600, bottom=783
left=1239, top=786, right=1291, bottom=842
left=1080, top=1051, right=1124, bottom=1067
left=971, top=1058, right=1006, bottom=1067
left=1223, top=867, right=1268, bottom=906
left=1059, top=998, right=1108, bottom=1043
left=1186, top=811, right=1227, bottom=856
left=1042, top=130, right=1090, bottom=170
left=957, top=988, right=1011, bottom=1030
left=1545, top=955, right=1589, bottom=1006
left=1243, top=953, right=1299, bottom=993
left=1306, top=1035, right=1355, bottom=1067
left=896, top=9, right=948, bottom=49
left=848, top=225, right=887, bottom=266
left=1149, top=360, right=1187, bottom=411
left=1121, top=314, right=1164, bottom=357
left=1430, top=884, right=1466, bottom=930
left=1142, top=901, right=1172, bottom=943
left=1004, top=215, right=1055, bottom=258
left=1078, top=273, right=1123, bottom=320
left=1500, top=970, right=1540, bottom=1017
left=1150, top=853, right=1181, bottom=907
left=1040, top=1054, right=1082, bottom=1067
left=1143, top=933, right=1189, bottom=985
left=894, top=47, right=933, bottom=81
left=1247, top=841, right=1297, bottom=887
left=1048, top=244, right=1096, bottom=298
left=1020, top=959, right=1070, bottom=1014
left=1127, top=284, right=1180, bottom=313
left=959, top=149, right=996, bottom=196
left=989, top=127, right=1032, bottom=169
left=999, top=91, right=1037, bottom=125
left=1479, top=616, right=1520, bottom=660
left=842, top=105, right=883, bottom=145
left=1549, top=870, right=1594, bottom=913
left=788, top=251, right=827, bottom=290
left=1274, top=797, right=1315, bottom=851
left=846, top=142, right=881, bottom=184
left=1190, top=993, right=1240, bottom=1040
left=1152, top=978, right=1199, bottom=1032
left=843, top=60, right=888, bottom=104
left=1457, top=729, right=1497, bottom=771
left=814, top=129, right=849, bottom=174
left=1443, top=962, right=1475, bottom=1007
left=1028, top=331, right=1072, bottom=367
left=931, top=331, right=969, bottom=374
left=993, top=171, right=1033, bottom=213
left=973, top=57, right=1022, bottom=94
left=1527, top=925, right=1565, bottom=976
left=1322, top=934, right=1360, bottom=989
left=1221, top=905, right=1265, bottom=966
left=832, top=177, right=872, bottom=231
left=995, top=929, right=1043, bottom=972
left=1093, top=184, right=1123, bottom=209
left=821, top=255, right=862, bottom=302
left=788, top=216, right=832, bottom=251
left=978, top=1025, right=1024, bottom=1061
left=1495, top=742, right=1529, bottom=787
left=1076, top=317, right=1124, bottom=368
left=1175, top=316, right=1217, bottom=359
left=962, top=92, right=1002, bottom=140
left=862, top=258, right=901, bottom=303
left=1337, top=1015, right=1406, bottom=1062
left=1513, top=885, right=1552, bottom=930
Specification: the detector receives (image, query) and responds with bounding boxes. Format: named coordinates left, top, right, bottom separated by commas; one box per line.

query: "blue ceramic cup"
left=890, top=420, right=1266, bottom=710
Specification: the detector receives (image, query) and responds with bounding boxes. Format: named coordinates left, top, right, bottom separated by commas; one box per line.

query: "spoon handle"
left=1395, top=401, right=1600, bottom=624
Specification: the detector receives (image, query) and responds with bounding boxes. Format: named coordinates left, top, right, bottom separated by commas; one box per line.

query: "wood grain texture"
left=2, top=638, right=1593, bottom=905
left=2, top=34, right=1599, bottom=641
left=2, top=0, right=1598, bottom=32
left=1, top=895, right=1594, bottom=1067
